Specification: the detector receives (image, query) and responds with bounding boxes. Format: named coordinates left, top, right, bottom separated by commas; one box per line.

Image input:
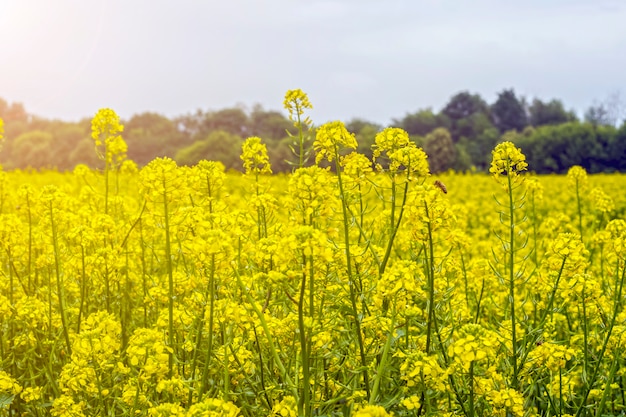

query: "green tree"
left=175, top=130, right=243, bottom=169
left=392, top=108, right=448, bottom=136
left=584, top=102, right=611, bottom=126
left=442, top=91, right=492, bottom=142
left=491, top=89, right=528, bottom=133
left=528, top=98, right=577, bottom=126
left=11, top=130, right=54, bottom=168
left=125, top=112, right=185, bottom=165
left=203, top=108, right=249, bottom=137
left=249, top=104, right=294, bottom=141
left=423, top=127, right=455, bottom=173
left=346, top=118, right=381, bottom=160
left=69, top=138, right=101, bottom=167
left=456, top=126, right=500, bottom=171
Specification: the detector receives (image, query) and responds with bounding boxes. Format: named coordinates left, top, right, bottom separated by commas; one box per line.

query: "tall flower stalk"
left=284, top=89, right=313, bottom=169
left=489, top=141, right=528, bottom=389
left=91, top=108, right=127, bottom=215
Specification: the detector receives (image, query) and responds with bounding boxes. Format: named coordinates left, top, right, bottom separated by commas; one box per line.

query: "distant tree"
left=203, top=108, right=249, bottom=137
left=392, top=108, right=447, bottom=136
left=69, top=138, right=101, bottom=168
left=442, top=91, right=492, bottom=142
left=249, top=104, right=294, bottom=141
left=423, top=127, right=455, bottom=173
left=456, top=127, right=500, bottom=171
left=528, top=98, right=577, bottom=126
left=607, top=121, right=626, bottom=171
left=267, top=138, right=293, bottom=173
left=514, top=122, right=603, bottom=173
left=584, top=102, right=611, bottom=126
left=175, top=130, right=243, bottom=170
left=586, top=91, right=625, bottom=127
left=443, top=92, right=489, bottom=121
left=490, top=89, right=528, bottom=133
left=345, top=118, right=380, bottom=160
left=125, top=112, right=185, bottom=165
left=12, top=130, right=54, bottom=168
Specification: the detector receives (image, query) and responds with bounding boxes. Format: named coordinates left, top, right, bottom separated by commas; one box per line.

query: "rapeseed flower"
left=284, top=89, right=312, bottom=122
left=314, top=120, right=357, bottom=164
left=490, top=141, right=527, bottom=176
left=241, top=136, right=272, bottom=174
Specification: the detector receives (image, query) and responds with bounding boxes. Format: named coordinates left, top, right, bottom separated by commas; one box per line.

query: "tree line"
left=0, top=89, right=625, bottom=173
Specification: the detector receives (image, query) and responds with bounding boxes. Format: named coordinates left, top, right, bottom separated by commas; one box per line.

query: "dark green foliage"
left=1, top=91, right=625, bottom=174
left=491, top=89, right=528, bottom=133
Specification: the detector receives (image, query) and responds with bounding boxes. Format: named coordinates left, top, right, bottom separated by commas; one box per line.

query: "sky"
left=1, top=0, right=625, bottom=125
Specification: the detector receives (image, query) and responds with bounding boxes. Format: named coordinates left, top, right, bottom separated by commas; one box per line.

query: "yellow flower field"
left=1, top=92, right=626, bottom=417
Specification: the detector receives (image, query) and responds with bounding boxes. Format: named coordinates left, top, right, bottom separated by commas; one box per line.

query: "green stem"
left=575, top=262, right=626, bottom=417
left=369, top=307, right=396, bottom=404
left=506, top=170, right=518, bottom=389
left=162, top=177, right=175, bottom=379
left=335, top=150, right=370, bottom=397
left=49, top=201, right=72, bottom=356
left=198, top=255, right=217, bottom=400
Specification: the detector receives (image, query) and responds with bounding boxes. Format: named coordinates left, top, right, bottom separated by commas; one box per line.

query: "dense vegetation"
left=1, top=89, right=625, bottom=173
left=2, top=92, right=626, bottom=416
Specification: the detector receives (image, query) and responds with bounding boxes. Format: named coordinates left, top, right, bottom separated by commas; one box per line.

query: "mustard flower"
left=241, top=136, right=272, bottom=174
left=20, top=386, right=43, bottom=403
left=489, top=141, right=528, bottom=178
left=314, top=120, right=357, bottom=164
left=372, top=127, right=411, bottom=158
left=0, top=370, right=21, bottom=396
left=148, top=403, right=187, bottom=417
left=186, top=397, right=241, bottom=417
left=448, top=324, right=498, bottom=371
left=373, top=127, right=430, bottom=177
left=525, top=177, right=544, bottom=201
left=590, top=187, right=614, bottom=213
left=283, top=88, right=313, bottom=126
left=398, top=351, right=447, bottom=392
left=140, top=157, right=186, bottom=206
left=567, top=165, right=588, bottom=189
left=288, top=166, right=335, bottom=221
left=91, top=108, right=127, bottom=167
left=353, top=404, right=393, bottom=417
left=374, top=259, right=425, bottom=310
left=544, top=233, right=589, bottom=274
left=606, top=219, right=626, bottom=259
left=528, top=342, right=576, bottom=372
left=50, top=395, right=86, bottom=417
left=486, top=388, right=525, bottom=417
left=400, top=395, right=421, bottom=411
left=270, top=395, right=298, bottom=417
left=126, top=328, right=172, bottom=379
left=340, top=152, right=373, bottom=185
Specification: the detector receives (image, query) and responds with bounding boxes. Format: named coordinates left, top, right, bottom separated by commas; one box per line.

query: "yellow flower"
left=20, top=386, right=43, bottom=403
left=187, top=397, right=241, bottom=416
left=91, top=108, right=127, bottom=167
left=314, top=121, right=357, bottom=164
left=270, top=396, right=298, bottom=417
left=373, top=127, right=429, bottom=177
left=353, top=404, right=393, bottom=417
left=283, top=89, right=313, bottom=127
left=489, top=141, right=527, bottom=178
left=0, top=370, right=21, bottom=396
left=567, top=165, right=588, bottom=189
left=51, top=395, right=86, bottom=417
left=241, top=136, right=272, bottom=174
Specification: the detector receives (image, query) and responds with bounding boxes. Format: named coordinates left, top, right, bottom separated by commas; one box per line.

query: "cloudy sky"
left=1, top=0, right=625, bottom=125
